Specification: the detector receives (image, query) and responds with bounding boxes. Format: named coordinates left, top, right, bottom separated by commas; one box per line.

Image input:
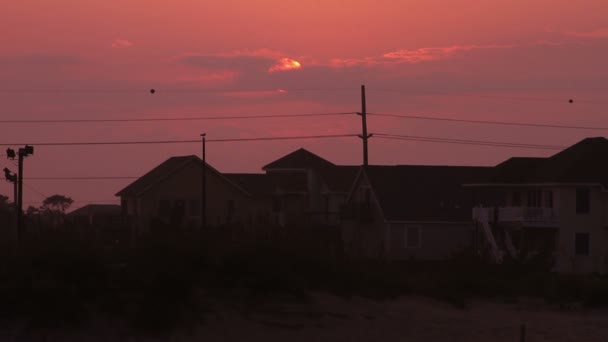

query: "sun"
left=269, top=58, right=302, bottom=72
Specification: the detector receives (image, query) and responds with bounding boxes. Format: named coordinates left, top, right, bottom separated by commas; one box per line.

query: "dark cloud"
left=179, top=54, right=275, bottom=73
left=0, top=54, right=82, bottom=66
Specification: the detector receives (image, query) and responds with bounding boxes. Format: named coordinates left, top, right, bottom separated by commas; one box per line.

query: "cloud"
left=327, top=44, right=515, bottom=68
left=383, top=44, right=514, bottom=63
left=178, top=49, right=301, bottom=73
left=0, top=54, right=82, bottom=66
left=564, top=28, right=608, bottom=39
left=111, top=39, right=134, bottom=49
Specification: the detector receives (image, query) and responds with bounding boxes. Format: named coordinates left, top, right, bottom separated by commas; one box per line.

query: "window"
left=576, top=188, right=590, bottom=214
left=405, top=226, right=421, bottom=248
left=512, top=191, right=522, bottom=206
left=158, top=199, right=171, bottom=216
left=543, top=190, right=553, bottom=208
left=188, top=200, right=200, bottom=217
left=575, top=233, right=590, bottom=256
left=527, top=189, right=542, bottom=207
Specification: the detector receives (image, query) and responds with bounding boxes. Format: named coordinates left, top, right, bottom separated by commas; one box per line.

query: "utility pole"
left=357, top=84, right=372, bottom=166
left=3, top=167, right=18, bottom=243
left=201, top=133, right=207, bottom=231
left=15, top=145, right=33, bottom=244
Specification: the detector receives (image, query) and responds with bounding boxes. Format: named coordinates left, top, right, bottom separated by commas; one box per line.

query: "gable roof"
left=262, top=148, right=335, bottom=171
left=538, top=137, right=608, bottom=185
left=225, top=172, right=308, bottom=196
left=471, top=137, right=608, bottom=186
left=68, top=204, right=121, bottom=217
left=362, top=165, right=492, bottom=222
left=115, top=155, right=249, bottom=197
left=319, top=165, right=360, bottom=193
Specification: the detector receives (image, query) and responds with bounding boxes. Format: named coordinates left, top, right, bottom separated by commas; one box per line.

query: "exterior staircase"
left=473, top=206, right=504, bottom=263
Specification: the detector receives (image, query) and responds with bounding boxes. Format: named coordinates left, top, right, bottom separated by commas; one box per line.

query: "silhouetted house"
left=342, top=165, right=491, bottom=260
left=115, top=155, right=271, bottom=234
left=67, top=203, right=126, bottom=246
left=225, top=172, right=307, bottom=227
left=469, top=137, right=608, bottom=274
left=262, top=148, right=358, bottom=226
left=67, top=204, right=122, bottom=227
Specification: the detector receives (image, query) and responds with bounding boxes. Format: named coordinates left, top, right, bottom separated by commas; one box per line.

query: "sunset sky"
left=1, top=0, right=608, bottom=210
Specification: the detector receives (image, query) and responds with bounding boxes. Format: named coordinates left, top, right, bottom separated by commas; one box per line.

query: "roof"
left=319, top=165, right=359, bottom=193
left=485, top=157, right=547, bottom=183
left=472, top=137, right=608, bottom=186
left=225, top=172, right=308, bottom=196
left=68, top=204, right=121, bottom=217
left=262, top=148, right=335, bottom=171
left=116, top=156, right=196, bottom=197
left=538, top=137, right=608, bottom=185
left=115, top=155, right=249, bottom=197
left=363, top=165, right=492, bottom=222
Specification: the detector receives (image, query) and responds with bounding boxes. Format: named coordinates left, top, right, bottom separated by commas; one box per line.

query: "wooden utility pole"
left=201, top=133, right=207, bottom=231
left=357, top=84, right=372, bottom=166
left=16, top=150, right=24, bottom=242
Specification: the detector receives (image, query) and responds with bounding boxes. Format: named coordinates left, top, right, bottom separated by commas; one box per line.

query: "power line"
left=367, top=89, right=606, bottom=104
left=22, top=182, right=48, bottom=199
left=0, top=133, right=359, bottom=147
left=369, top=113, right=608, bottom=131
left=0, top=87, right=358, bottom=94
left=374, top=133, right=565, bottom=150
left=0, top=112, right=355, bottom=124
left=24, top=176, right=138, bottom=180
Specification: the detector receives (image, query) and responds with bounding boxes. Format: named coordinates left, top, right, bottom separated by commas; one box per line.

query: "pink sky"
left=1, top=0, right=608, bottom=210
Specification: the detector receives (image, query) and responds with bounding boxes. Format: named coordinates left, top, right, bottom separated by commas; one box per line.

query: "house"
left=115, top=155, right=272, bottom=234
left=468, top=137, right=608, bottom=274
left=224, top=172, right=308, bottom=227
left=342, top=165, right=492, bottom=260
left=67, top=204, right=122, bottom=227
left=261, top=148, right=358, bottom=226
left=67, top=203, right=128, bottom=248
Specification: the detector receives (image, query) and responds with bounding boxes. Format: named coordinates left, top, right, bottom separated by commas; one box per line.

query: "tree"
left=42, top=194, right=74, bottom=213
left=26, top=205, right=40, bottom=216
left=41, top=194, right=74, bottom=228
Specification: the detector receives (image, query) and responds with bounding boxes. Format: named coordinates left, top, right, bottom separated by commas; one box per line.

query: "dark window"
left=406, top=226, right=421, bottom=248
left=512, top=191, right=522, bottom=206
left=575, top=233, right=590, bottom=256
left=173, top=200, right=185, bottom=217
left=544, top=190, right=553, bottom=208
left=527, top=189, right=542, bottom=207
left=576, top=188, right=590, bottom=214
left=158, top=199, right=171, bottom=216
left=188, top=200, right=200, bottom=217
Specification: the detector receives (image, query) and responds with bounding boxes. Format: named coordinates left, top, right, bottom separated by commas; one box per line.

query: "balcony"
left=474, top=206, right=559, bottom=227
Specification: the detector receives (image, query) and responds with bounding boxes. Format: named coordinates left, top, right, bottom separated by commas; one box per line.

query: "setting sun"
left=269, top=58, right=302, bottom=72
